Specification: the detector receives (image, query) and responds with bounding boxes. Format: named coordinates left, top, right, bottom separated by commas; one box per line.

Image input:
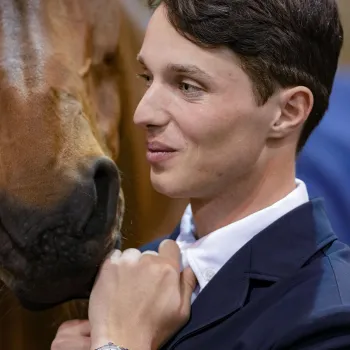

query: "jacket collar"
left=164, top=198, right=336, bottom=349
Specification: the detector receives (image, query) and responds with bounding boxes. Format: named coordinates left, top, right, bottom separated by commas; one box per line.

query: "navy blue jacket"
left=140, top=198, right=350, bottom=349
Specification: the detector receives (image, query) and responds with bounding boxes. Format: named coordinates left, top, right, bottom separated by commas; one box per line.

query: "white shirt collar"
left=176, top=179, right=309, bottom=299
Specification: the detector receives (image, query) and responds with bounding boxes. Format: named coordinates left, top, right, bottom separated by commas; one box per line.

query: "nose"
left=83, top=156, right=120, bottom=238
left=0, top=155, right=120, bottom=251
left=0, top=154, right=120, bottom=300
left=133, top=84, right=171, bottom=128
left=0, top=155, right=121, bottom=306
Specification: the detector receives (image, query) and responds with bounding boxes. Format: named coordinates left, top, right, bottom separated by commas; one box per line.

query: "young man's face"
left=134, top=4, right=292, bottom=199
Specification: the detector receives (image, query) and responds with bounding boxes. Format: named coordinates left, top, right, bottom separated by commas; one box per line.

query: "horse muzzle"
left=0, top=156, right=121, bottom=309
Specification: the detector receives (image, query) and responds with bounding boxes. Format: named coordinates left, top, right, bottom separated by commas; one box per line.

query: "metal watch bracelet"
left=95, top=342, right=129, bottom=350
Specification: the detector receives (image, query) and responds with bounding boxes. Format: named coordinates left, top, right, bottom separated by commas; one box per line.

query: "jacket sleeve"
left=273, top=307, right=350, bottom=350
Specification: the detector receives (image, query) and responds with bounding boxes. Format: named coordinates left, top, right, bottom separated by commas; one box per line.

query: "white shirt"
left=176, top=179, right=309, bottom=303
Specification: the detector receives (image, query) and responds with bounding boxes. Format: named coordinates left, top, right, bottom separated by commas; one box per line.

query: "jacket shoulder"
left=271, top=240, right=350, bottom=349
left=138, top=224, right=181, bottom=252
left=138, top=235, right=169, bottom=253
left=322, top=239, right=350, bottom=304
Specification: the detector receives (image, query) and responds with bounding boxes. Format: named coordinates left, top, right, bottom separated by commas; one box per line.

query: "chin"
left=150, top=174, right=189, bottom=199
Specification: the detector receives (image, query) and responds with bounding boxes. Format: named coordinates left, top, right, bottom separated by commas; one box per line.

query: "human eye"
left=178, top=81, right=203, bottom=98
left=136, top=73, right=152, bottom=87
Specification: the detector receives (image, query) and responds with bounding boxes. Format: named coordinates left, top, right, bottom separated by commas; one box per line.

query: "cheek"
left=171, top=105, right=234, bottom=181
left=178, top=101, right=266, bottom=173
left=175, top=102, right=238, bottom=149
left=172, top=103, right=219, bottom=146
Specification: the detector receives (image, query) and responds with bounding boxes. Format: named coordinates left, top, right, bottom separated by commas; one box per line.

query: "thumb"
left=180, top=267, right=197, bottom=311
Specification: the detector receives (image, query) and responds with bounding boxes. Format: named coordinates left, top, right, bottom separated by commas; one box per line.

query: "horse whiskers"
left=80, top=190, right=94, bottom=199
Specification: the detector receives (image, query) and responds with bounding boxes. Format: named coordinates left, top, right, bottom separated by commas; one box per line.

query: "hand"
left=51, top=319, right=91, bottom=350
left=88, top=239, right=197, bottom=350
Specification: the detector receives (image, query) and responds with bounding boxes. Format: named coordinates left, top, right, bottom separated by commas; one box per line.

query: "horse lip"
left=0, top=224, right=27, bottom=280
left=13, top=257, right=100, bottom=310
left=0, top=160, right=120, bottom=307
left=17, top=286, right=92, bottom=311
left=19, top=296, right=76, bottom=311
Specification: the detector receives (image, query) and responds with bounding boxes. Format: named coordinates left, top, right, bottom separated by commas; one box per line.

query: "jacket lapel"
left=163, top=198, right=337, bottom=349
left=162, top=237, right=252, bottom=349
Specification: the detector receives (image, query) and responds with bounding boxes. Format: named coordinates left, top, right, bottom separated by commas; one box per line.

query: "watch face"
left=103, top=342, right=127, bottom=350
left=95, top=342, right=128, bottom=350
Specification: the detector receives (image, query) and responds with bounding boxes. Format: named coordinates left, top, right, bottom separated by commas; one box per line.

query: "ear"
left=269, top=86, right=314, bottom=139
left=84, top=0, right=122, bottom=66
left=79, top=0, right=123, bottom=161
left=80, top=0, right=151, bottom=161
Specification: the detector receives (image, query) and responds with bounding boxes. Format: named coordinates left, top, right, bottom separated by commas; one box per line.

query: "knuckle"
left=102, top=257, right=115, bottom=269
left=140, top=256, right=178, bottom=279
left=56, top=319, right=84, bottom=334
left=100, top=258, right=119, bottom=274
left=159, top=262, right=177, bottom=278
left=141, top=254, right=157, bottom=264
left=51, top=338, right=65, bottom=350
left=178, top=307, right=191, bottom=321
left=57, top=321, right=72, bottom=333
left=108, top=249, right=122, bottom=264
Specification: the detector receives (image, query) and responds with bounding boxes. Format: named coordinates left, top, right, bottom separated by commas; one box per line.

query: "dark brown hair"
left=148, top=0, right=344, bottom=152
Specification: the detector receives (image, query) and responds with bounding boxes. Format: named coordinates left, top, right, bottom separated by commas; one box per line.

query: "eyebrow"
left=167, top=63, right=213, bottom=81
left=136, top=54, right=213, bottom=81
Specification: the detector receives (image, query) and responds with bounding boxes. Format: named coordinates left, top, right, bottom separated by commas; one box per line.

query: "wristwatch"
left=95, top=342, right=129, bottom=350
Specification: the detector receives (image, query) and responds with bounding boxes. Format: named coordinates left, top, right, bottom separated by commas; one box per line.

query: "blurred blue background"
left=297, top=68, right=350, bottom=244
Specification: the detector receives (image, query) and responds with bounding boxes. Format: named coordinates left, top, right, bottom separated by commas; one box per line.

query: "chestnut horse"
left=0, top=0, right=186, bottom=321
left=0, top=0, right=124, bottom=310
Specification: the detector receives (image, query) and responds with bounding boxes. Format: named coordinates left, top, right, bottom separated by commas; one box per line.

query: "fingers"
left=57, top=320, right=91, bottom=337
left=180, top=267, right=197, bottom=312
left=119, top=248, right=141, bottom=263
left=142, top=250, right=159, bottom=256
left=159, top=239, right=181, bottom=272
left=109, top=249, right=122, bottom=264
left=109, top=248, right=158, bottom=266
left=107, top=242, right=180, bottom=270
left=51, top=336, right=90, bottom=350
left=77, top=321, right=91, bottom=337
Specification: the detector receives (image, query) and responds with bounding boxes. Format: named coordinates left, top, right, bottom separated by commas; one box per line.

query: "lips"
left=147, top=141, right=176, bottom=152
left=146, top=141, right=178, bottom=164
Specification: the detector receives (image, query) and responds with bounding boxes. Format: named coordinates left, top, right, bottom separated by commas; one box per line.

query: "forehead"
left=0, top=0, right=87, bottom=52
left=139, top=5, right=241, bottom=76
left=0, top=0, right=88, bottom=95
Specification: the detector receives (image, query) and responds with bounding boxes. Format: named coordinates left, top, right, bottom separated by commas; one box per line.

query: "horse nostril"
left=84, top=157, right=119, bottom=238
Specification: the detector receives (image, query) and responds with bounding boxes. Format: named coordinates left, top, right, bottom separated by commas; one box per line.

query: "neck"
left=191, top=153, right=297, bottom=238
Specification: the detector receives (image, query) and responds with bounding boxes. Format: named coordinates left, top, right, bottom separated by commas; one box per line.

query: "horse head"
left=0, top=0, right=140, bottom=310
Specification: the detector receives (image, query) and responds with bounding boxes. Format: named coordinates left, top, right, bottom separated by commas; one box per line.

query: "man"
left=53, top=1, right=350, bottom=349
